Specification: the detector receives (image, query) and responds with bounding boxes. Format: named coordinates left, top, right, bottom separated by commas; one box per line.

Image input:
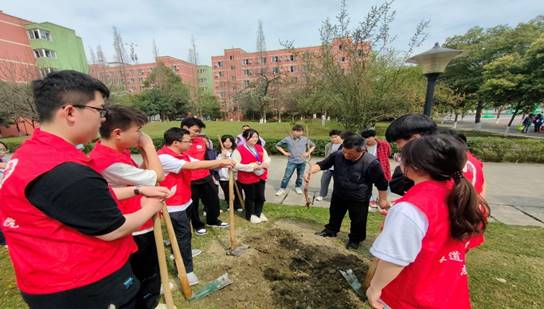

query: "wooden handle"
left=162, top=207, right=192, bottom=299
left=153, top=215, right=175, bottom=308
left=228, top=170, right=236, bottom=249
left=234, top=180, right=245, bottom=208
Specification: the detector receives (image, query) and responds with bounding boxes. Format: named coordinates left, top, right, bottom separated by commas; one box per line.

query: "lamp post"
left=407, top=43, right=463, bottom=116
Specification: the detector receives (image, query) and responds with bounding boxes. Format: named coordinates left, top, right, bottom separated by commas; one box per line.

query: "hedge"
left=3, top=136, right=544, bottom=164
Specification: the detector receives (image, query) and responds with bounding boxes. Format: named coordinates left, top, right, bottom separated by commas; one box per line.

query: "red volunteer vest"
left=464, top=151, right=484, bottom=194
left=0, top=129, right=135, bottom=294
left=382, top=181, right=473, bottom=309
left=158, top=146, right=192, bottom=207
left=186, top=136, right=210, bottom=181
left=236, top=144, right=268, bottom=184
left=89, top=141, right=153, bottom=231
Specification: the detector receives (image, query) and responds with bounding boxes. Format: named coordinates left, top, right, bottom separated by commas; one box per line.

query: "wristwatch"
left=134, top=186, right=141, bottom=195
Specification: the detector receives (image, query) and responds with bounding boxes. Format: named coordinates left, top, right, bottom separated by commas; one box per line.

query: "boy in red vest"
left=0, top=71, right=169, bottom=308
left=158, top=127, right=235, bottom=286
left=89, top=104, right=165, bottom=309
left=181, top=118, right=229, bottom=235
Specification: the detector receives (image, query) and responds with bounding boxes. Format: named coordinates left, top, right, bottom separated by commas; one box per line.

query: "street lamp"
left=407, top=42, right=463, bottom=116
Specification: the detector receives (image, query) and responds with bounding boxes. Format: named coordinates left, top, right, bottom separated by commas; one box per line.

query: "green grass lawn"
left=1, top=204, right=543, bottom=308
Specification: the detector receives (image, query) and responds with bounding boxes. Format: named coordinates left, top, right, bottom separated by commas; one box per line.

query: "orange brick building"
left=89, top=56, right=199, bottom=93
left=0, top=11, right=39, bottom=83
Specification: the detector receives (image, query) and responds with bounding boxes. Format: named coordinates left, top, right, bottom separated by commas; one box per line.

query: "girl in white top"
left=217, top=135, right=243, bottom=212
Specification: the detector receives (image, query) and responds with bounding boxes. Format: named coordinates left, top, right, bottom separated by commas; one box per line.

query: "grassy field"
left=1, top=204, right=543, bottom=308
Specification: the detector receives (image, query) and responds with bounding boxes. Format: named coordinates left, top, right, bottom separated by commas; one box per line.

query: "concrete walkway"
left=263, top=156, right=544, bottom=227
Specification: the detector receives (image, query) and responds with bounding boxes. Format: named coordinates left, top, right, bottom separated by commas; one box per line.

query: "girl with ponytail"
left=366, top=134, right=489, bottom=309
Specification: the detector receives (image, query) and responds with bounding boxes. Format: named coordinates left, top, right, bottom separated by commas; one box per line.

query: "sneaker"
left=192, top=249, right=202, bottom=258
left=275, top=188, right=286, bottom=196
left=186, top=272, right=200, bottom=286
left=315, top=229, right=337, bottom=237
left=346, top=241, right=360, bottom=250
left=169, top=254, right=175, bottom=261
left=315, top=196, right=324, bottom=201
left=207, top=221, right=229, bottom=228
left=160, top=280, right=176, bottom=294
left=295, top=187, right=303, bottom=194
left=236, top=208, right=244, bottom=213
left=203, top=211, right=207, bottom=217
left=259, top=213, right=268, bottom=222
left=250, top=215, right=262, bottom=224
left=195, top=228, right=207, bottom=236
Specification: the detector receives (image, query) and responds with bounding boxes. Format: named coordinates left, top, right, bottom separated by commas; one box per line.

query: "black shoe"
left=206, top=220, right=229, bottom=228
left=316, top=229, right=337, bottom=237
left=346, top=241, right=360, bottom=250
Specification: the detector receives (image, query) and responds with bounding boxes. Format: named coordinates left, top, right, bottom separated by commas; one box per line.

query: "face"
left=247, top=133, right=259, bottom=146
left=292, top=129, right=304, bottom=138
left=366, top=136, right=377, bottom=146
left=223, top=139, right=233, bottom=149
left=343, top=147, right=363, bottom=161
left=174, top=134, right=193, bottom=152
left=114, top=123, right=142, bottom=148
left=0, top=144, right=7, bottom=158
left=65, top=91, right=106, bottom=144
left=184, top=125, right=202, bottom=137
left=330, top=135, right=342, bottom=144
left=394, top=134, right=420, bottom=151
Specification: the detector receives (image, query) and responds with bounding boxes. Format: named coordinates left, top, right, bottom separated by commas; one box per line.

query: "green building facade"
left=197, top=65, right=213, bottom=94
left=25, top=22, right=88, bottom=76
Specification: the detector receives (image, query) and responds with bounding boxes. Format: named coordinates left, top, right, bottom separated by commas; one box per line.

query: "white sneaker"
left=275, top=188, right=286, bottom=196
left=236, top=208, right=244, bottom=212
left=259, top=213, right=268, bottom=222
left=195, top=228, right=207, bottom=236
left=160, top=280, right=176, bottom=294
left=315, top=196, right=324, bottom=201
left=295, top=187, right=303, bottom=194
left=186, top=272, right=200, bottom=286
left=192, top=249, right=202, bottom=257
left=203, top=211, right=207, bottom=216
left=250, top=215, right=262, bottom=224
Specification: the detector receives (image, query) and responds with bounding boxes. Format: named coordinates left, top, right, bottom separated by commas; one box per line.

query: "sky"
left=3, top=0, right=542, bottom=65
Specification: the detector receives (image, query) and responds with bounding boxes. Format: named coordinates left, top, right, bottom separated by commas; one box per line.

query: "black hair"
left=221, top=134, right=237, bottom=149
left=340, top=131, right=356, bottom=140
left=292, top=124, right=304, bottom=131
left=0, top=141, right=7, bottom=151
left=342, top=134, right=365, bottom=150
left=360, top=129, right=377, bottom=138
left=164, top=127, right=190, bottom=146
left=31, top=70, right=110, bottom=122
left=439, top=128, right=467, bottom=145
left=242, top=128, right=260, bottom=141
left=99, top=105, right=147, bottom=138
left=401, top=134, right=489, bottom=240
left=181, top=117, right=206, bottom=129
left=385, top=114, right=437, bottom=143
left=329, top=129, right=342, bottom=136
left=241, top=124, right=250, bottom=128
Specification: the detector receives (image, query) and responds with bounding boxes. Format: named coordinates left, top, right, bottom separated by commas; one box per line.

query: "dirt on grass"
left=196, top=220, right=370, bottom=308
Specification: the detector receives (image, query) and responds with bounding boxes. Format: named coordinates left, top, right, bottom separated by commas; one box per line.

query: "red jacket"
left=376, top=140, right=392, bottom=181
left=236, top=144, right=268, bottom=184
left=0, top=129, right=135, bottom=294
left=382, top=181, right=474, bottom=309
left=186, top=136, right=210, bottom=181
left=89, top=141, right=153, bottom=232
left=158, top=146, right=192, bottom=208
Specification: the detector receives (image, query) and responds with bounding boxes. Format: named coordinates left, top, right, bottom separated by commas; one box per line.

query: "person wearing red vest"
left=0, top=71, right=170, bottom=309
left=366, top=134, right=490, bottom=309
left=232, top=129, right=271, bottom=223
left=158, top=127, right=235, bottom=286
left=89, top=105, right=165, bottom=309
left=181, top=117, right=229, bottom=235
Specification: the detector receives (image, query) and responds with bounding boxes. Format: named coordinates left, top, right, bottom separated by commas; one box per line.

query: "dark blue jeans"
left=169, top=211, right=193, bottom=273
left=280, top=162, right=306, bottom=189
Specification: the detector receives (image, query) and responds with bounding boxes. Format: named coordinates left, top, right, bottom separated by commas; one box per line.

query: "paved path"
left=440, top=116, right=544, bottom=139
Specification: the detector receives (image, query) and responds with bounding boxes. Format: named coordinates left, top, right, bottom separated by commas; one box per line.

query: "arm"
left=389, top=166, right=414, bottom=196
left=112, top=185, right=171, bottom=200
left=275, top=137, right=291, bottom=157
left=138, top=132, right=164, bottom=182
left=304, top=163, right=322, bottom=183
left=368, top=161, right=390, bottom=208
left=183, top=159, right=234, bottom=171
left=231, top=149, right=255, bottom=172
left=366, top=261, right=405, bottom=309
left=0, top=162, right=7, bottom=169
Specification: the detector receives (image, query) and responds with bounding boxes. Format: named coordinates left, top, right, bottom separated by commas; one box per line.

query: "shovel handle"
left=153, top=215, right=176, bottom=308
left=228, top=170, right=237, bottom=249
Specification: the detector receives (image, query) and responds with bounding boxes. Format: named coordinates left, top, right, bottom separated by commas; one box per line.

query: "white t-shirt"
left=370, top=202, right=429, bottom=267
left=158, top=153, right=194, bottom=213
left=367, top=144, right=377, bottom=157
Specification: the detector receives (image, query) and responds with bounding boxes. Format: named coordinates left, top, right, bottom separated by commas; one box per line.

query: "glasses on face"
left=178, top=140, right=193, bottom=144
left=72, top=104, right=108, bottom=117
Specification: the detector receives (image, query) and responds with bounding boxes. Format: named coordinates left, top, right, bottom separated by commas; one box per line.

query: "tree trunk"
left=475, top=100, right=483, bottom=130
left=507, top=104, right=521, bottom=127
left=454, top=112, right=459, bottom=128
left=495, top=106, right=503, bottom=124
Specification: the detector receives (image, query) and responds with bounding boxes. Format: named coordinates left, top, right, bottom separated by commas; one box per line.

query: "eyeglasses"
left=178, top=140, right=193, bottom=144
left=72, top=105, right=108, bottom=117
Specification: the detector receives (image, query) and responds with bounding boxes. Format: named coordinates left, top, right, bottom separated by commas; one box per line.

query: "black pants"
left=324, top=194, right=369, bottom=243
left=22, top=262, right=139, bottom=309
left=189, top=176, right=221, bottom=229
left=240, top=180, right=266, bottom=220
left=169, top=210, right=193, bottom=273
left=219, top=180, right=242, bottom=210
left=131, top=231, right=160, bottom=309
left=0, top=228, right=5, bottom=245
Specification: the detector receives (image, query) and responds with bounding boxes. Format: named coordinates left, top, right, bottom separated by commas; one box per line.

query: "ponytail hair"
left=401, top=134, right=489, bottom=240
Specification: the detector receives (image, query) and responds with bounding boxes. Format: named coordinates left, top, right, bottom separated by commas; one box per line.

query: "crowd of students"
left=0, top=70, right=489, bottom=309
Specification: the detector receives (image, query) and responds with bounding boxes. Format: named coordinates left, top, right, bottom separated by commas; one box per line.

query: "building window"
left=341, top=57, right=346, bottom=62
left=172, top=65, right=178, bottom=72
left=229, top=55, right=234, bottom=60
left=290, top=66, right=295, bottom=73
left=33, top=48, right=57, bottom=59
left=290, top=54, right=295, bottom=61
left=242, top=59, right=250, bottom=65
left=244, top=80, right=250, bottom=88
left=231, top=76, right=236, bottom=81
left=218, top=71, right=224, bottom=77
left=244, top=69, right=252, bottom=76
left=272, top=67, right=280, bottom=74
left=28, top=29, right=52, bottom=41
left=261, top=57, right=267, bottom=64
left=217, top=61, right=224, bottom=67
left=231, top=65, right=236, bottom=70
left=272, top=56, right=279, bottom=62
left=39, top=67, right=55, bottom=78
left=339, top=44, right=343, bottom=50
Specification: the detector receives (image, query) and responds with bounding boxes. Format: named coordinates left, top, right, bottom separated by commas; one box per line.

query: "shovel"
left=339, top=269, right=364, bottom=299
left=189, top=273, right=233, bottom=302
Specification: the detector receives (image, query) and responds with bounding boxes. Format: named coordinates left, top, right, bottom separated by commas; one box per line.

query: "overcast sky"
left=3, top=0, right=542, bottom=65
